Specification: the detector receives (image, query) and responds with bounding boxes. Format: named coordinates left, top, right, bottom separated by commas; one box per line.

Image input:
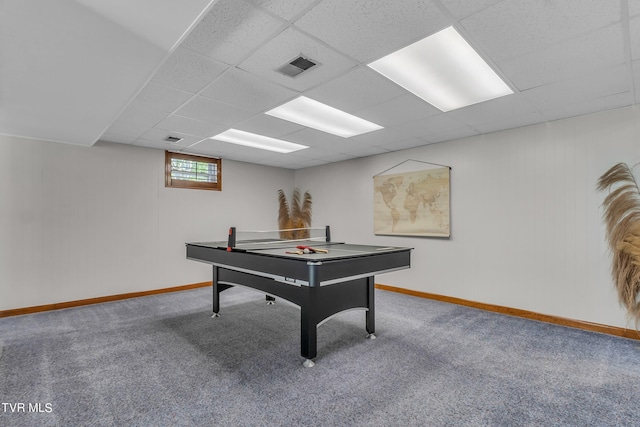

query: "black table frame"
left=186, top=243, right=411, bottom=366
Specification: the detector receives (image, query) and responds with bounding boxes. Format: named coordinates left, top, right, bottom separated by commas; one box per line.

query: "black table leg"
left=212, top=265, right=220, bottom=318
left=300, top=285, right=318, bottom=367
left=301, top=263, right=321, bottom=367
left=365, top=276, right=376, bottom=339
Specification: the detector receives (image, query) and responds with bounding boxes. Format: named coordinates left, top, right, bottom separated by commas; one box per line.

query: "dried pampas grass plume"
left=597, top=163, right=640, bottom=323
left=277, top=188, right=312, bottom=240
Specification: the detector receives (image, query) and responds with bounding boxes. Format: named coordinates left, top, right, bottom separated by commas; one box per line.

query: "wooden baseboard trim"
left=0, top=281, right=212, bottom=318
left=375, top=283, right=640, bottom=341
left=4, top=281, right=638, bottom=342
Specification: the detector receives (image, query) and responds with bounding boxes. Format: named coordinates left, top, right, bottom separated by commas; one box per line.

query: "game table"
left=186, top=227, right=411, bottom=367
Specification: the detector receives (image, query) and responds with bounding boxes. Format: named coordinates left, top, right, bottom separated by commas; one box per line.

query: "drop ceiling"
left=2, top=0, right=640, bottom=169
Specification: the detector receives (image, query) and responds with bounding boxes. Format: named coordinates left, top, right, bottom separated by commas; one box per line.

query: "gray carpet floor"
left=1, top=286, right=639, bottom=426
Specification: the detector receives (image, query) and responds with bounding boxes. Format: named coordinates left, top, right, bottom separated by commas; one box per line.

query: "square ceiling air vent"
left=164, top=135, right=183, bottom=143
left=276, top=55, right=318, bottom=77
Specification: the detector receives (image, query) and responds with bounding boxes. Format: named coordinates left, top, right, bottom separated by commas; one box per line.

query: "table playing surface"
left=188, top=240, right=408, bottom=261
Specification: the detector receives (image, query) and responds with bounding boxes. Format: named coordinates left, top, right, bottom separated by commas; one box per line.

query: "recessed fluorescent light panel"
left=211, top=129, right=308, bottom=154
left=368, top=26, right=513, bottom=112
left=265, top=96, right=383, bottom=138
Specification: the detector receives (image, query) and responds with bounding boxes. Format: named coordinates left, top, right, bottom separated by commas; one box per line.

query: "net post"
left=325, top=226, right=331, bottom=242
left=227, top=227, right=236, bottom=251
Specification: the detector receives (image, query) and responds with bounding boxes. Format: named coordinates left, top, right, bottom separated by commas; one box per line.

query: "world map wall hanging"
left=373, top=166, right=450, bottom=237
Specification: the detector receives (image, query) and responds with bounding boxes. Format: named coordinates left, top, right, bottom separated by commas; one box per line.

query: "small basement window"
left=165, top=151, right=221, bottom=191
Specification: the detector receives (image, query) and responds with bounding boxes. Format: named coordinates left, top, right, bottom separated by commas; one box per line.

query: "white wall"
left=294, top=105, right=640, bottom=329
left=3, top=106, right=640, bottom=329
left=0, top=136, right=294, bottom=310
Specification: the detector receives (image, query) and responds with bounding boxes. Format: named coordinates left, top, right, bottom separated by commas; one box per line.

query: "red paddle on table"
left=285, top=245, right=329, bottom=255
left=296, top=245, right=329, bottom=254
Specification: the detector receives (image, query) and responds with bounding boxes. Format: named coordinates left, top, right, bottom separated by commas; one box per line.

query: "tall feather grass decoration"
left=597, top=163, right=640, bottom=322
left=277, top=188, right=312, bottom=240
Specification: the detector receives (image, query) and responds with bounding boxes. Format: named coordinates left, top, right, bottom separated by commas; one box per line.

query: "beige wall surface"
left=3, top=105, right=640, bottom=329
left=0, top=137, right=293, bottom=310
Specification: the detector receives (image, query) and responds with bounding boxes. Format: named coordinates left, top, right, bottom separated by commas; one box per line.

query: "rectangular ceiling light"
left=265, top=96, right=383, bottom=138
left=211, top=129, right=308, bottom=153
left=368, top=26, right=513, bottom=112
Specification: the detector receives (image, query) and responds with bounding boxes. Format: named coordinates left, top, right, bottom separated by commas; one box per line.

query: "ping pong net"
left=226, top=226, right=331, bottom=251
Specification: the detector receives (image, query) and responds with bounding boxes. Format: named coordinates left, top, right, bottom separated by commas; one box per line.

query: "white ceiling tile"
left=76, top=0, right=215, bottom=52
left=0, top=0, right=211, bottom=146
left=200, top=67, right=298, bottom=113
left=182, top=137, right=214, bottom=151
left=238, top=27, right=358, bottom=91
left=337, top=140, right=390, bottom=157
left=305, top=67, right=407, bottom=114
left=282, top=157, right=332, bottom=169
left=354, top=94, right=440, bottom=127
left=348, top=127, right=413, bottom=147
left=99, top=132, right=136, bottom=145
left=133, top=82, right=194, bottom=113
left=377, top=137, right=431, bottom=151
left=112, top=108, right=167, bottom=133
left=281, top=128, right=349, bottom=149
left=101, top=119, right=149, bottom=141
left=439, top=0, right=503, bottom=19
left=522, top=64, right=632, bottom=112
left=246, top=158, right=290, bottom=168
left=113, top=101, right=168, bottom=129
left=137, top=128, right=205, bottom=148
left=293, top=146, right=342, bottom=158
left=428, top=125, right=481, bottom=143
left=181, top=0, right=285, bottom=65
left=254, top=154, right=311, bottom=168
left=538, top=92, right=634, bottom=123
left=133, top=133, right=202, bottom=151
left=294, top=0, right=449, bottom=62
left=154, top=114, right=228, bottom=137
left=151, top=47, right=228, bottom=93
left=462, top=0, right=621, bottom=61
left=186, top=138, right=244, bottom=157
left=498, top=24, right=625, bottom=91
left=175, top=96, right=254, bottom=126
left=471, top=112, right=547, bottom=134
left=234, top=114, right=306, bottom=137
left=248, top=0, right=317, bottom=21
left=295, top=147, right=358, bottom=162
left=238, top=151, right=325, bottom=169
left=131, top=139, right=175, bottom=150
left=399, top=114, right=476, bottom=142
left=447, top=93, right=539, bottom=128
left=0, top=0, right=167, bottom=146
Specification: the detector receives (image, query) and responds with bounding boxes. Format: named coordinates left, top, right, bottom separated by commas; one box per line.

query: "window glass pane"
left=171, top=159, right=217, bottom=183
left=165, top=151, right=221, bottom=191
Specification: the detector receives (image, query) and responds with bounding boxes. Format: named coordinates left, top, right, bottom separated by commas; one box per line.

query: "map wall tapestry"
left=373, top=167, right=450, bottom=237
